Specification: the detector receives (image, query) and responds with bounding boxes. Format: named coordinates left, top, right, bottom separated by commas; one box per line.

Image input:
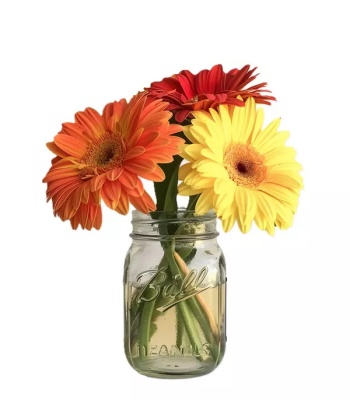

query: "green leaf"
left=186, top=194, right=200, bottom=212
left=154, top=154, right=183, bottom=213
left=153, top=126, right=193, bottom=214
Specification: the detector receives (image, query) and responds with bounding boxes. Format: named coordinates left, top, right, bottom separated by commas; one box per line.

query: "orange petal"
left=46, top=142, right=70, bottom=158
left=61, top=122, right=93, bottom=143
left=47, top=178, right=80, bottom=201
left=74, top=107, right=106, bottom=138
left=115, top=189, right=129, bottom=215
left=124, top=159, right=165, bottom=181
left=54, top=134, right=87, bottom=158
left=124, top=178, right=144, bottom=197
left=70, top=200, right=102, bottom=230
left=124, top=146, right=146, bottom=161
left=91, top=174, right=107, bottom=191
left=101, top=181, right=121, bottom=210
left=118, top=170, right=138, bottom=189
left=106, top=167, right=123, bottom=181
left=135, top=131, right=159, bottom=148
left=103, top=99, right=127, bottom=126
left=129, top=191, right=156, bottom=214
left=141, top=165, right=165, bottom=182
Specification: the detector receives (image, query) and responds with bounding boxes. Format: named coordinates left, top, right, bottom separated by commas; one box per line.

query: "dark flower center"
left=236, top=162, right=248, bottom=174
left=82, top=131, right=126, bottom=170
left=95, top=140, right=121, bottom=166
left=224, top=144, right=267, bottom=188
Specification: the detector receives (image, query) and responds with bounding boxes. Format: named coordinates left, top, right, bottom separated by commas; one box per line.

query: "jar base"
left=129, top=355, right=218, bottom=379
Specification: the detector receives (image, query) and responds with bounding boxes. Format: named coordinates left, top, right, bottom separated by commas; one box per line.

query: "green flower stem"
left=173, top=251, right=219, bottom=338
left=136, top=255, right=168, bottom=353
left=135, top=213, right=222, bottom=363
left=172, top=220, right=220, bottom=358
left=186, top=194, right=199, bottom=213
left=178, top=301, right=205, bottom=357
left=139, top=300, right=156, bottom=351
left=163, top=241, right=205, bottom=358
left=172, top=250, right=220, bottom=362
left=175, top=307, right=187, bottom=348
left=185, top=296, right=219, bottom=361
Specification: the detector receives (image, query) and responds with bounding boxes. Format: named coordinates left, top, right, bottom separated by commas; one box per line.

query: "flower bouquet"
left=43, top=64, right=303, bottom=378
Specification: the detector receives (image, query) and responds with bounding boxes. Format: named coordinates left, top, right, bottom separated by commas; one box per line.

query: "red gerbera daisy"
left=43, top=92, right=184, bottom=230
left=147, top=64, right=276, bottom=123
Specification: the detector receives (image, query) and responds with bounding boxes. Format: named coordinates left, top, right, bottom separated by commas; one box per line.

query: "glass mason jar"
left=123, top=209, right=226, bottom=378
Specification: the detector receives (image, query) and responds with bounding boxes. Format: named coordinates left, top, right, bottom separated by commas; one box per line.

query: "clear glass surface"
left=123, top=210, right=226, bottom=378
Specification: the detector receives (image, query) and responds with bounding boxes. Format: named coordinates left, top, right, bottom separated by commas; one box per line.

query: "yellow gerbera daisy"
left=178, top=97, right=303, bottom=234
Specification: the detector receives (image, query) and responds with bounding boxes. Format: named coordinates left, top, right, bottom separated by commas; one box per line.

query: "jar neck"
left=130, top=209, right=219, bottom=240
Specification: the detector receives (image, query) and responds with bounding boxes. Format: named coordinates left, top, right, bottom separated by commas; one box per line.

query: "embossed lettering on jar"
left=124, top=210, right=226, bottom=378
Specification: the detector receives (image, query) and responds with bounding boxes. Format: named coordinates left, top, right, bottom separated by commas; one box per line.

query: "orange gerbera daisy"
left=147, top=64, right=276, bottom=123
left=43, top=92, right=184, bottom=230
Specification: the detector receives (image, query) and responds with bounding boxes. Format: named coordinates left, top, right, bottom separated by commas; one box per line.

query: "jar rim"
left=131, top=208, right=217, bottom=222
left=130, top=209, right=218, bottom=239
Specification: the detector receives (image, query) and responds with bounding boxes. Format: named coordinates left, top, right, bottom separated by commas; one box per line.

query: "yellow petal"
left=196, top=160, right=228, bottom=178
left=264, top=147, right=297, bottom=166
left=215, top=190, right=235, bottom=213
left=196, top=188, right=215, bottom=214
left=237, top=219, right=253, bottom=234
left=266, top=173, right=303, bottom=191
left=236, top=187, right=257, bottom=226
left=184, top=144, right=205, bottom=160
left=214, top=177, right=236, bottom=194
left=185, top=120, right=210, bottom=144
left=209, top=108, right=224, bottom=128
left=240, top=97, right=256, bottom=144
left=254, top=191, right=277, bottom=222
left=265, top=221, right=275, bottom=236
left=184, top=169, right=215, bottom=189
left=201, top=147, right=223, bottom=163
left=252, top=117, right=280, bottom=149
left=250, top=107, right=264, bottom=143
left=178, top=182, right=202, bottom=196
left=275, top=203, right=294, bottom=229
left=255, top=131, right=290, bottom=154
left=230, top=103, right=245, bottom=142
left=259, top=182, right=299, bottom=211
left=179, top=163, right=193, bottom=180
left=221, top=213, right=235, bottom=232
left=254, top=208, right=267, bottom=231
left=217, top=104, right=233, bottom=145
left=270, top=162, right=303, bottom=173
left=204, top=135, right=224, bottom=158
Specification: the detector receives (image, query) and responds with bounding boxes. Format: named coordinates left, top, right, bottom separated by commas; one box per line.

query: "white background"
left=1, top=1, right=349, bottom=399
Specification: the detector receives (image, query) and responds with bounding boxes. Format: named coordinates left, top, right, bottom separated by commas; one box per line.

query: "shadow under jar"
left=124, top=209, right=226, bottom=378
